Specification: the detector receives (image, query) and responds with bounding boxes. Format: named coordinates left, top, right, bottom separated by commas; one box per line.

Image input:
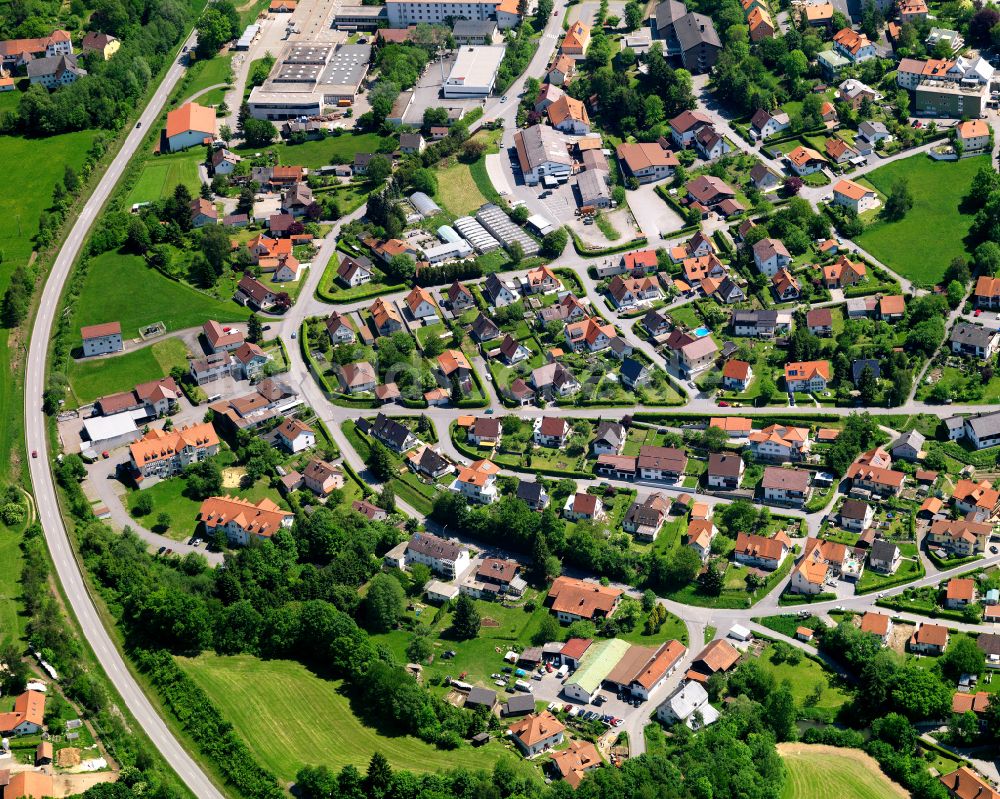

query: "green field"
left=127, top=150, right=205, bottom=205
left=176, top=653, right=507, bottom=780
left=779, top=744, right=908, bottom=799
left=855, top=154, right=986, bottom=287
left=70, top=251, right=249, bottom=346
left=0, top=130, right=98, bottom=280
left=235, top=133, right=394, bottom=170
left=757, top=648, right=851, bottom=712
left=183, top=53, right=233, bottom=104
left=0, top=517, right=26, bottom=646
left=67, top=338, right=189, bottom=406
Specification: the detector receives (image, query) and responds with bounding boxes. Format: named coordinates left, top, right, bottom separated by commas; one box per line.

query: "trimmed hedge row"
left=568, top=227, right=648, bottom=258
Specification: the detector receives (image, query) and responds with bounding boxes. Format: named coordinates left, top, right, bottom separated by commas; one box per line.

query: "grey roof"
left=978, top=632, right=1000, bottom=657
left=950, top=322, right=999, bottom=349
left=717, top=277, right=743, bottom=302
left=733, top=310, right=778, bottom=325
left=674, top=11, right=721, bottom=51
left=502, top=693, right=536, bottom=716
left=654, top=0, right=687, bottom=32
left=851, top=358, right=880, bottom=383
left=471, top=313, right=501, bottom=341
left=371, top=412, right=413, bottom=449
left=516, top=480, right=545, bottom=504
left=965, top=411, right=1000, bottom=440
left=466, top=687, right=497, bottom=707
left=870, top=539, right=899, bottom=562
left=594, top=421, right=625, bottom=449
left=453, top=19, right=497, bottom=35
left=27, top=52, right=86, bottom=79
left=407, top=531, right=463, bottom=562
left=515, top=124, right=572, bottom=171
left=620, top=357, right=649, bottom=384
left=643, top=309, right=669, bottom=330
left=410, top=191, right=442, bottom=216
left=892, top=430, right=926, bottom=452
left=859, top=120, right=889, bottom=138
left=839, top=499, right=869, bottom=521
left=945, top=415, right=965, bottom=432
left=577, top=169, right=611, bottom=204
left=708, top=452, right=742, bottom=477
left=414, top=446, right=449, bottom=475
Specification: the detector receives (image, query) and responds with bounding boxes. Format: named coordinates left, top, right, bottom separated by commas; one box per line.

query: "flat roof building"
left=443, top=45, right=506, bottom=98
left=916, top=79, right=987, bottom=118
left=248, top=43, right=372, bottom=120
left=331, top=5, right=388, bottom=28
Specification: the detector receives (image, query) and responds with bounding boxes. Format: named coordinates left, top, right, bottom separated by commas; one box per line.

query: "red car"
left=717, top=400, right=730, bottom=407
left=31, top=450, right=37, bottom=458
left=975, top=308, right=983, bottom=317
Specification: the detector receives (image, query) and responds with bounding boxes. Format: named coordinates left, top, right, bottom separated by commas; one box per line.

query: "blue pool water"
left=694, top=327, right=710, bottom=338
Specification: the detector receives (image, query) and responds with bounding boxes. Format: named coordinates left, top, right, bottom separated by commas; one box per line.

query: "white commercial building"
left=443, top=45, right=506, bottom=98
left=386, top=0, right=498, bottom=26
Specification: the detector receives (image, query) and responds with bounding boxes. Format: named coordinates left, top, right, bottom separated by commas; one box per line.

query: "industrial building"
left=443, top=45, right=506, bottom=98
left=247, top=43, right=371, bottom=120
left=385, top=0, right=513, bottom=27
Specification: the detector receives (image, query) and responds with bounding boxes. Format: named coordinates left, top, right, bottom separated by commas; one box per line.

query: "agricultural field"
left=0, top=515, right=27, bottom=646
left=70, top=252, right=249, bottom=348
left=855, top=154, right=986, bottom=287
left=778, top=743, right=908, bottom=799
left=176, top=653, right=507, bottom=780
left=66, top=338, right=189, bottom=406
left=126, top=150, right=205, bottom=205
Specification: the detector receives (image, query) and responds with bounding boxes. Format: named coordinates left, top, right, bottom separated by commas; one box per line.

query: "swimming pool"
left=694, top=326, right=710, bottom=338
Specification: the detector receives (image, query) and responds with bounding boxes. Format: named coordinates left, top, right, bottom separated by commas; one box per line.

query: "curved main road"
left=24, top=32, right=227, bottom=799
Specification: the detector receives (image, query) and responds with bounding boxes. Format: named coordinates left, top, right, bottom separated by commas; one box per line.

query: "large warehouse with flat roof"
left=248, top=43, right=371, bottom=120
left=442, top=45, right=506, bottom=98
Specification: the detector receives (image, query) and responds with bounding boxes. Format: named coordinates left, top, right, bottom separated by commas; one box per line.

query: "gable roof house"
left=616, top=141, right=679, bottom=184
left=771, top=268, right=800, bottom=301
left=653, top=3, right=721, bottom=74
left=165, top=102, right=216, bottom=152
left=547, top=576, right=622, bottom=622
left=509, top=712, right=565, bottom=757
left=910, top=622, right=950, bottom=655
left=833, top=27, right=877, bottom=62
left=806, top=308, right=833, bottom=336
left=547, top=94, right=590, bottom=135
left=784, top=360, right=831, bottom=393
left=833, top=178, right=879, bottom=214
left=953, top=478, right=1000, bottom=522
left=750, top=423, right=811, bottom=461
left=786, top=145, right=826, bottom=175
left=951, top=322, right=1000, bottom=360
left=761, top=467, right=811, bottom=506
left=199, top=495, right=294, bottom=546
left=27, top=51, right=86, bottom=88
left=623, top=492, right=671, bottom=541
left=592, top=421, right=626, bottom=455
left=733, top=531, right=790, bottom=570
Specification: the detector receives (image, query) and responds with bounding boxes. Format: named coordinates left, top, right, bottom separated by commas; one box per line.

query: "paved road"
left=24, top=30, right=228, bottom=799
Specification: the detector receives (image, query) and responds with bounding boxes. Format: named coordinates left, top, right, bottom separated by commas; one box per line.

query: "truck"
left=514, top=679, right=533, bottom=693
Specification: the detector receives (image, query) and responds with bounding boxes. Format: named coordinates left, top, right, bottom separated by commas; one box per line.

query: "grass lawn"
left=435, top=130, right=502, bottom=217
left=235, top=133, right=394, bottom=170
left=616, top=612, right=688, bottom=647
left=66, top=338, right=189, bottom=406
left=778, top=743, right=908, bottom=799
left=756, top=647, right=851, bottom=713
left=70, top=251, right=249, bottom=347
left=0, top=517, right=26, bottom=646
left=855, top=154, right=986, bottom=287
left=127, top=150, right=205, bottom=205
left=176, top=653, right=506, bottom=781
left=184, top=53, right=232, bottom=102
left=856, top=557, right=923, bottom=592
left=125, top=451, right=286, bottom=539
left=0, top=130, right=98, bottom=281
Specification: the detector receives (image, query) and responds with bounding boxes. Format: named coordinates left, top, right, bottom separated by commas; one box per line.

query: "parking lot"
left=399, top=52, right=488, bottom=126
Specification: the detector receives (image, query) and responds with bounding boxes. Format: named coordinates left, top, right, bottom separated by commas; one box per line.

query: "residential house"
left=731, top=310, right=791, bottom=338
left=530, top=362, right=581, bottom=399
left=975, top=275, right=1000, bottom=309
left=927, top=519, right=991, bottom=556
left=546, top=576, right=622, bottom=622
left=786, top=145, right=826, bottom=176
left=534, top=416, right=570, bottom=447
left=0, top=691, right=45, bottom=736
left=832, top=178, right=879, bottom=214
left=199, top=495, right=293, bottom=546
left=878, top=294, right=906, bottom=322
left=750, top=108, right=789, bottom=140
left=761, top=467, right=811, bottom=506
left=851, top=358, right=881, bottom=386
left=547, top=54, right=575, bottom=84
left=454, top=458, right=500, bottom=504
left=953, top=478, right=1000, bottom=522
left=749, top=162, right=781, bottom=190
left=749, top=423, right=810, bottom=462
left=616, top=141, right=679, bottom=183
left=405, top=286, right=439, bottom=319
left=772, top=268, right=800, bottom=302
left=547, top=94, right=590, bottom=135
left=549, top=740, right=602, bottom=788
left=338, top=361, right=377, bottom=394
left=686, top=175, right=736, bottom=209
left=437, top=349, right=472, bottom=393
left=301, top=459, right=344, bottom=496
left=846, top=461, right=905, bottom=498
left=734, top=531, right=790, bottom=569
left=961, top=119, right=996, bottom=152
left=839, top=499, right=873, bottom=532
left=405, top=531, right=470, bottom=578
left=468, top=416, right=502, bottom=447
left=513, top=124, right=573, bottom=185
left=721, top=360, right=753, bottom=392
left=860, top=610, right=893, bottom=642
left=235, top=275, right=280, bottom=311
left=407, top=445, right=452, bottom=479
left=27, top=51, right=86, bottom=87
left=482, top=273, right=520, bottom=307
left=608, top=275, right=660, bottom=309
left=82, top=31, right=120, bottom=59
left=674, top=335, right=718, bottom=377
left=891, top=430, right=925, bottom=462
left=516, top=479, right=550, bottom=510
left=565, top=317, right=616, bottom=353
left=823, top=255, right=867, bottom=289
left=687, top=638, right=740, bottom=683
left=562, top=20, right=591, bottom=55
left=687, top=518, right=717, bottom=561
left=668, top=109, right=713, bottom=148
left=497, top=334, right=531, bottom=365
left=707, top=452, right=744, bottom=489
left=399, top=132, right=426, bottom=154
left=747, top=6, right=775, bottom=40
left=833, top=27, right=877, bottom=62
left=509, top=712, right=565, bottom=757
left=656, top=681, right=719, bottom=729
left=784, top=360, right=831, bottom=393
left=447, top=280, right=475, bottom=311
left=369, top=298, right=403, bottom=336
left=806, top=308, right=833, bottom=336
left=623, top=493, right=671, bottom=541
left=325, top=312, right=356, bottom=345
left=638, top=446, right=688, bottom=481
left=945, top=578, right=976, bottom=609
left=368, top=412, right=418, bottom=453
left=951, top=322, right=1000, bottom=359
left=910, top=623, right=950, bottom=655
left=694, top=125, right=731, bottom=161
left=564, top=492, right=604, bottom=521
left=81, top=321, right=123, bottom=357
left=592, top=421, right=626, bottom=455
left=752, top=238, right=791, bottom=278
left=275, top=418, right=315, bottom=453
left=868, top=539, right=901, bottom=574
left=619, top=357, right=651, bottom=389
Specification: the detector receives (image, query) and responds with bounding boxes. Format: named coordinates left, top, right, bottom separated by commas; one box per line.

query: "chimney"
left=700, top=23, right=705, bottom=30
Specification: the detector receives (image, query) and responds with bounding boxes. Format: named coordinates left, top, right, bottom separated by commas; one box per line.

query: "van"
left=514, top=679, right=533, bottom=692
left=207, top=393, right=222, bottom=402
left=556, top=664, right=569, bottom=679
